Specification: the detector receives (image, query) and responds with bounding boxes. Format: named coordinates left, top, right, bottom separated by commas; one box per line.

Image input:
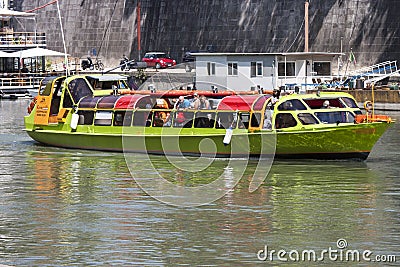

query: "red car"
left=142, top=52, right=176, bottom=69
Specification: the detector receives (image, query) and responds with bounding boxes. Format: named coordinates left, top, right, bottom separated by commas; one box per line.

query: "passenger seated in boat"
left=263, top=109, right=273, bottom=130
left=275, top=113, right=297, bottom=129
left=191, top=93, right=200, bottom=108
left=175, top=96, right=190, bottom=109
left=174, top=111, right=187, bottom=127
left=322, top=100, right=333, bottom=109
left=199, top=95, right=210, bottom=109
left=282, top=101, right=294, bottom=110
left=163, top=113, right=171, bottom=126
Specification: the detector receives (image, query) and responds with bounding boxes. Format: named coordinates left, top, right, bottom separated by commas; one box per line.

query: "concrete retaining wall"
left=14, top=0, right=400, bottom=71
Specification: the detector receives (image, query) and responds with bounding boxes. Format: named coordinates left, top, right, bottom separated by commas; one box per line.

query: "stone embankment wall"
left=15, top=0, right=400, bottom=69
left=347, top=89, right=400, bottom=104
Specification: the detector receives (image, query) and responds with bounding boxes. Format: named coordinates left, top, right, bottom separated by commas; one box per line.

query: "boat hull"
left=25, top=121, right=391, bottom=160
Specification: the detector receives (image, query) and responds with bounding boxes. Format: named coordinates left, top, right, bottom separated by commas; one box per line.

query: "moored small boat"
left=24, top=74, right=394, bottom=160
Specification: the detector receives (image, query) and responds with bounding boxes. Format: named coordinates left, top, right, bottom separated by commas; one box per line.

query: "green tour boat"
left=24, top=74, right=394, bottom=160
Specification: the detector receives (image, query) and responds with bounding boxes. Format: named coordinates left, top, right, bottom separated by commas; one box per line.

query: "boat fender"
left=364, top=101, right=373, bottom=112
left=70, top=113, right=79, bottom=130
left=223, top=127, right=233, bottom=145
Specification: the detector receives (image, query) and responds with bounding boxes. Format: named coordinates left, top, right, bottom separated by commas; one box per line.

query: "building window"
left=313, top=62, right=331, bottom=76
left=251, top=62, right=263, bottom=77
left=228, top=62, right=238, bottom=76
left=278, top=62, right=296, bottom=77
left=207, top=62, right=216, bottom=76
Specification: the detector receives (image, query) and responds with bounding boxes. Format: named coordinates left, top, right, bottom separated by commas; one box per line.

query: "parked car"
left=142, top=52, right=176, bottom=69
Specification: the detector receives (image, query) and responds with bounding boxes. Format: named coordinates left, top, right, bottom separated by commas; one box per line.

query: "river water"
left=0, top=99, right=399, bottom=266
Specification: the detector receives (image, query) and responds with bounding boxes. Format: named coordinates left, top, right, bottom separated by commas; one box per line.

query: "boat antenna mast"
left=304, top=0, right=309, bottom=52
left=56, top=0, right=69, bottom=76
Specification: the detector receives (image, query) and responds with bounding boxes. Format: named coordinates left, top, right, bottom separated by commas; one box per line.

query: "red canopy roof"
left=216, top=95, right=261, bottom=111
left=114, top=95, right=149, bottom=109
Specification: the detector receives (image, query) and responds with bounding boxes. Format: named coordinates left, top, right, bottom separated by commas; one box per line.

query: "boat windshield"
left=38, top=76, right=59, bottom=96
left=67, top=78, right=93, bottom=103
left=341, top=97, right=359, bottom=108
left=277, top=99, right=307, bottom=111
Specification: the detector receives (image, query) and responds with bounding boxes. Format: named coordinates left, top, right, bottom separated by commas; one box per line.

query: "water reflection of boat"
left=24, top=74, right=394, bottom=160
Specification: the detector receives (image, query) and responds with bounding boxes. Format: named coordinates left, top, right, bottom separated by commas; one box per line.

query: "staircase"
left=343, top=61, right=398, bottom=86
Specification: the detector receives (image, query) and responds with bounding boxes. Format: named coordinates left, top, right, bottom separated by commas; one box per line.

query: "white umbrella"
left=8, top=47, right=68, bottom=58
left=0, top=8, right=35, bottom=19
left=0, top=51, right=13, bottom=57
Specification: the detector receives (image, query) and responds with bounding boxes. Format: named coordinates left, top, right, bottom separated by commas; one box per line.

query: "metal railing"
left=0, top=31, right=46, bottom=48
left=279, top=75, right=337, bottom=91
left=0, top=75, right=43, bottom=89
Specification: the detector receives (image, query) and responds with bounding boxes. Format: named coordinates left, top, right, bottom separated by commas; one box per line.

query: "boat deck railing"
left=0, top=75, right=43, bottom=90
left=0, top=31, right=46, bottom=48
left=278, top=75, right=337, bottom=92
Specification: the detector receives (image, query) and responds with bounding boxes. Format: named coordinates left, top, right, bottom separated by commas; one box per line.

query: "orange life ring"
left=363, top=100, right=373, bottom=111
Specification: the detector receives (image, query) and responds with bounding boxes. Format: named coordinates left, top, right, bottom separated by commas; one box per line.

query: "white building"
left=193, top=52, right=344, bottom=92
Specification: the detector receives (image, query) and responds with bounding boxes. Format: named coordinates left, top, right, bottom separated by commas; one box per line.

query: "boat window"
left=315, top=111, right=355, bottom=124
left=68, top=78, right=93, bottom=103
left=98, top=81, right=119, bottom=90
left=77, top=110, right=95, bottom=125
left=94, top=111, right=113, bottom=126
left=262, top=109, right=273, bottom=130
left=50, top=78, right=65, bottom=116
left=341, top=97, right=359, bottom=108
left=216, top=112, right=237, bottom=129
left=253, top=95, right=270, bottom=111
left=132, top=111, right=153, bottom=127
left=297, top=113, right=319, bottom=125
left=38, top=76, right=57, bottom=95
left=114, top=111, right=133, bottom=126
left=62, top=90, right=74, bottom=108
left=238, top=112, right=250, bottom=129
left=136, top=97, right=155, bottom=109
left=194, top=112, right=215, bottom=128
left=303, top=98, right=344, bottom=109
left=277, top=99, right=307, bottom=111
left=173, top=111, right=194, bottom=128
left=250, top=112, right=262, bottom=128
left=39, top=80, right=53, bottom=96
left=208, top=98, right=220, bottom=109
left=153, top=110, right=172, bottom=127
left=275, top=113, right=298, bottom=129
